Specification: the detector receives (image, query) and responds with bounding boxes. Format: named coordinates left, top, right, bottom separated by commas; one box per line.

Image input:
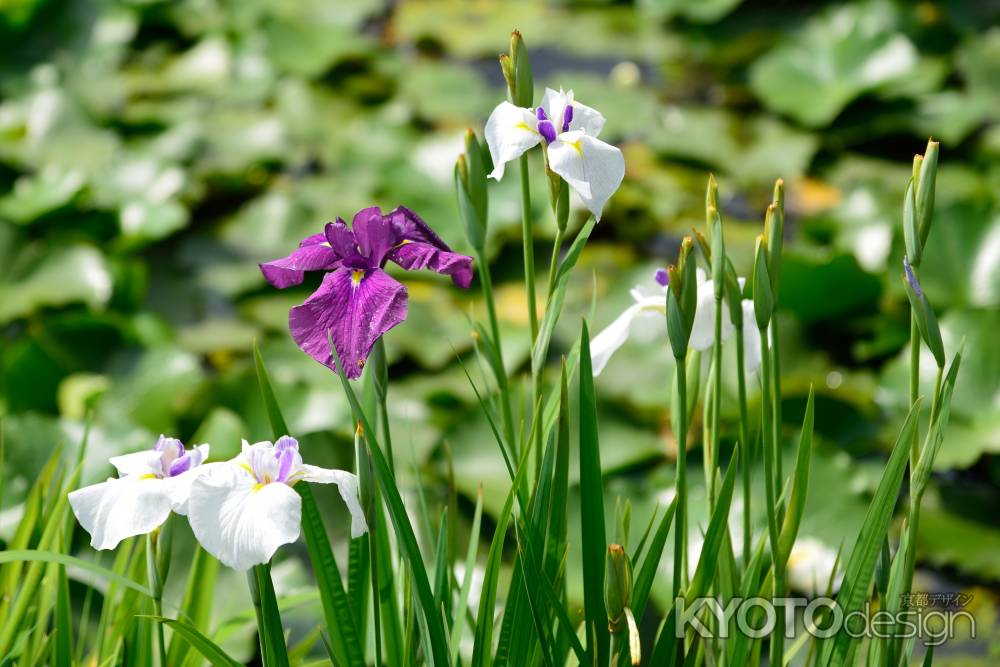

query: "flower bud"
left=723, top=257, right=743, bottom=328
left=764, top=198, right=783, bottom=292
left=753, top=235, right=773, bottom=330
left=902, top=177, right=921, bottom=267
left=902, top=256, right=944, bottom=368
left=916, top=139, right=938, bottom=246
left=706, top=173, right=719, bottom=220
left=509, top=30, right=534, bottom=108
left=455, top=130, right=489, bottom=252
left=709, top=206, right=724, bottom=297
left=605, top=544, right=632, bottom=632
left=499, top=53, right=514, bottom=97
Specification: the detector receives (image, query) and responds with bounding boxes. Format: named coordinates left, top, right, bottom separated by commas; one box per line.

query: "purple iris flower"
left=260, top=206, right=473, bottom=379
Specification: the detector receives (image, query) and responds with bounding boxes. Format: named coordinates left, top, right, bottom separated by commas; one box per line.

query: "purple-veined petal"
left=164, top=459, right=221, bottom=515
left=260, top=233, right=342, bottom=289
left=388, top=241, right=473, bottom=288
left=351, top=207, right=398, bottom=267
left=387, top=206, right=448, bottom=249
left=289, top=267, right=408, bottom=379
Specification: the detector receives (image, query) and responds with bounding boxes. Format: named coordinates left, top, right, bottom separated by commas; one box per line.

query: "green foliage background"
left=0, top=0, right=997, bottom=661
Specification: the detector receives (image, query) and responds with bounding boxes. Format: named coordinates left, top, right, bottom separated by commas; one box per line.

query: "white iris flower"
left=188, top=436, right=367, bottom=571
left=485, top=88, right=625, bottom=220
left=590, top=268, right=761, bottom=376
left=69, top=435, right=212, bottom=550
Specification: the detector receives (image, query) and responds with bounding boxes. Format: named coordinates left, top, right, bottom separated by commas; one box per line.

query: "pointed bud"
left=706, top=174, right=719, bottom=220
left=509, top=30, right=534, bottom=108
left=499, top=53, right=514, bottom=96
left=902, top=256, right=944, bottom=368
left=916, top=139, right=938, bottom=246
left=456, top=130, right=489, bottom=252
left=772, top=178, right=784, bottom=210
left=708, top=206, right=724, bottom=296
left=678, top=238, right=698, bottom=334
left=912, top=154, right=923, bottom=187
left=605, top=544, right=632, bottom=632
left=902, top=177, right=920, bottom=267
left=723, top=257, right=743, bottom=327
left=764, top=202, right=783, bottom=292
left=752, top=235, right=773, bottom=329
left=692, top=228, right=711, bottom=264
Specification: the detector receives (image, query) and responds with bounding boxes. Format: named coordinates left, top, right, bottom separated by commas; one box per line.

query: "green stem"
left=519, top=154, right=538, bottom=343
left=545, top=226, right=565, bottom=298
left=146, top=532, right=167, bottom=667
left=477, top=249, right=516, bottom=449
left=356, top=429, right=383, bottom=667
left=735, top=328, right=751, bottom=567
left=247, top=567, right=270, bottom=667
left=908, top=313, right=921, bottom=471
left=771, top=319, right=784, bottom=514
left=709, top=296, right=723, bottom=509
left=672, top=355, right=689, bottom=597
left=372, top=338, right=394, bottom=473
left=759, top=325, right=782, bottom=667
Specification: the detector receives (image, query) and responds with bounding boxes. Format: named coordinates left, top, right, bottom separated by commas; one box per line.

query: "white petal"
left=108, top=450, right=159, bottom=477
left=484, top=102, right=541, bottom=181
left=741, top=300, right=762, bottom=375
left=689, top=278, right=735, bottom=352
left=68, top=477, right=172, bottom=550
left=165, top=461, right=223, bottom=515
left=188, top=464, right=302, bottom=571
left=546, top=131, right=624, bottom=221
left=299, top=465, right=368, bottom=539
left=591, top=304, right=642, bottom=376
left=541, top=88, right=605, bottom=136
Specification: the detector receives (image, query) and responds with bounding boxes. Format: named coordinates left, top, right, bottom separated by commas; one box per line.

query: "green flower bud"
left=455, top=130, right=489, bottom=252
left=509, top=30, right=534, bottom=108
left=902, top=177, right=921, bottom=267
left=605, top=544, right=632, bottom=632
left=723, top=257, right=743, bottom=328
left=498, top=53, right=514, bottom=97
left=902, top=257, right=945, bottom=368
left=709, top=206, right=724, bottom=297
left=916, top=139, right=938, bottom=247
left=752, top=235, right=773, bottom=330
left=706, top=173, right=719, bottom=220
left=692, top=227, right=711, bottom=265
left=764, top=200, right=783, bottom=292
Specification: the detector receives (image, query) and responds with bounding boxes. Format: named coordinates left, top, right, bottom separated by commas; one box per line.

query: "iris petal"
left=68, top=477, right=173, bottom=550
left=260, top=233, right=342, bottom=289
left=289, top=267, right=407, bottom=378
left=546, top=131, right=624, bottom=221
left=188, top=465, right=302, bottom=571
left=299, top=465, right=368, bottom=538
left=484, top=101, right=542, bottom=181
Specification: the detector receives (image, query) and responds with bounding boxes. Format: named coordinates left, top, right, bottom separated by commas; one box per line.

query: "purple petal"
left=168, top=453, right=193, bottom=477
left=654, top=268, right=669, bottom=287
left=388, top=241, right=473, bottom=288
left=387, top=206, right=449, bottom=249
left=274, top=435, right=299, bottom=454
left=260, top=233, right=341, bottom=289
left=351, top=207, right=398, bottom=267
left=536, top=107, right=556, bottom=144
left=325, top=220, right=360, bottom=258
left=562, top=104, right=573, bottom=133
left=289, top=267, right=408, bottom=379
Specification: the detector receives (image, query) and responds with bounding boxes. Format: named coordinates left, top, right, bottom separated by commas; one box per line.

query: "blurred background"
left=0, top=0, right=997, bottom=661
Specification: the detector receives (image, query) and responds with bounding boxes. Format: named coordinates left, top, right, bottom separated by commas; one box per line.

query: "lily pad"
left=749, top=0, right=921, bottom=127
left=0, top=245, right=112, bottom=323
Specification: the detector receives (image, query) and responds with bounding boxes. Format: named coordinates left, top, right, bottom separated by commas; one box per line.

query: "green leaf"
left=778, top=387, right=815, bottom=563
left=143, top=617, right=243, bottom=667
left=821, top=400, right=922, bottom=667
left=450, top=486, right=483, bottom=664
left=631, top=496, right=677, bottom=623
left=53, top=561, right=73, bottom=667
left=331, top=345, right=451, bottom=667
left=0, top=245, right=112, bottom=324
left=254, top=344, right=364, bottom=667
left=685, top=447, right=740, bottom=605
left=166, top=546, right=219, bottom=667
left=578, top=320, right=609, bottom=665
left=750, top=0, right=920, bottom=126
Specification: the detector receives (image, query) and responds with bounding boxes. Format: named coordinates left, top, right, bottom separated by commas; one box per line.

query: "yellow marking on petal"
left=320, top=241, right=332, bottom=247
left=238, top=463, right=255, bottom=477
left=252, top=482, right=265, bottom=493
left=351, top=270, right=365, bottom=287
left=570, top=139, right=584, bottom=156
left=514, top=122, right=540, bottom=134
left=138, top=473, right=157, bottom=480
